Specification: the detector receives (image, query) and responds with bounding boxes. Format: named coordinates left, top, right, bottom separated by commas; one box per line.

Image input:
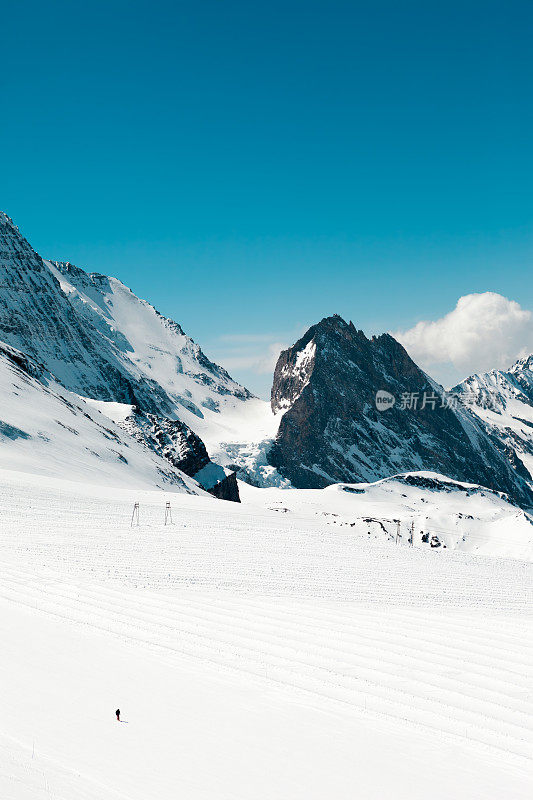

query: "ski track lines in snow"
left=1, top=566, right=532, bottom=759
left=0, top=471, right=532, bottom=798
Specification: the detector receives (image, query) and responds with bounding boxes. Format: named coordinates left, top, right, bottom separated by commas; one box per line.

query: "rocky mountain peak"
left=510, top=353, right=533, bottom=378
left=0, top=210, right=48, bottom=277
left=311, top=314, right=366, bottom=343
left=268, top=316, right=533, bottom=507
left=271, top=329, right=317, bottom=414
left=271, top=315, right=424, bottom=416
left=0, top=210, right=18, bottom=229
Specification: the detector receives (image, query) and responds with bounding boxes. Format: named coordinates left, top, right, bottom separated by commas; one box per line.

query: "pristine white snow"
left=0, top=346, right=202, bottom=493
left=239, top=474, right=533, bottom=561
left=0, top=468, right=531, bottom=799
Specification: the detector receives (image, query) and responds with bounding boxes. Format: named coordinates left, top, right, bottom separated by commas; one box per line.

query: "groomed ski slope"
left=0, top=469, right=532, bottom=799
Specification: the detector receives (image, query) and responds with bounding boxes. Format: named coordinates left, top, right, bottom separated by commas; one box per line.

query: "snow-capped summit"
left=509, top=353, right=533, bottom=392
left=454, top=354, right=533, bottom=482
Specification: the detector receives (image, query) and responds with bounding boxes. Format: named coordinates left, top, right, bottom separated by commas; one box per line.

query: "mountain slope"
left=0, top=211, right=251, bottom=415
left=0, top=213, right=159, bottom=411
left=0, top=211, right=281, bottom=494
left=45, top=259, right=282, bottom=485
left=241, top=471, right=533, bottom=561
left=453, top=354, right=533, bottom=481
left=0, top=341, right=203, bottom=493
left=268, top=315, right=533, bottom=507
left=46, top=259, right=252, bottom=416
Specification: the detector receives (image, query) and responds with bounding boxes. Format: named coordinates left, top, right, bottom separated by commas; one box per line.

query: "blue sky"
left=3, top=1, right=532, bottom=397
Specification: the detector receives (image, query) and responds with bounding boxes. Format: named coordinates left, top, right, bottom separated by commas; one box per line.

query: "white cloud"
left=394, top=292, right=533, bottom=386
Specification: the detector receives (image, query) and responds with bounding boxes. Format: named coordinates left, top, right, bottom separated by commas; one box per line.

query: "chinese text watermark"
left=375, top=389, right=496, bottom=412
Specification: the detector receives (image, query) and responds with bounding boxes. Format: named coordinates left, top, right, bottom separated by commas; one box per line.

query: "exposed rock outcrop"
left=120, top=409, right=240, bottom=501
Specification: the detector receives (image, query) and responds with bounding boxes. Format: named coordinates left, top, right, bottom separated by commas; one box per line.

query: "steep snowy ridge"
left=46, top=260, right=283, bottom=485
left=0, top=211, right=280, bottom=495
left=0, top=207, right=250, bottom=413
left=454, top=355, right=533, bottom=482
left=269, top=315, right=533, bottom=508
left=0, top=209, right=250, bottom=416
left=0, top=212, right=162, bottom=412
left=48, top=258, right=281, bottom=488
left=46, top=259, right=252, bottom=417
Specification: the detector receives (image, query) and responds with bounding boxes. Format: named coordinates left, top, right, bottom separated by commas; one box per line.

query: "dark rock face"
left=207, top=470, right=240, bottom=501
left=121, top=411, right=210, bottom=475
left=268, top=315, right=532, bottom=508
left=121, top=409, right=240, bottom=502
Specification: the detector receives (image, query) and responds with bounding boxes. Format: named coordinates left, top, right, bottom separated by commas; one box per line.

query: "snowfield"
left=0, top=346, right=202, bottom=493
left=0, top=468, right=532, bottom=799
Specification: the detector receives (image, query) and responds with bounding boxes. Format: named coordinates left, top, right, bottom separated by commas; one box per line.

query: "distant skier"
left=116, top=708, right=120, bottom=722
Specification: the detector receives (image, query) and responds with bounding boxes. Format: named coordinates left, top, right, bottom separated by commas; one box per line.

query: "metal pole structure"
left=164, top=501, right=172, bottom=526
left=131, top=502, right=139, bottom=527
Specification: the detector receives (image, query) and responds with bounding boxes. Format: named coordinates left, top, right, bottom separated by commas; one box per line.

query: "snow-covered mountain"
left=0, top=340, right=204, bottom=493
left=2, top=210, right=533, bottom=509
left=0, top=211, right=280, bottom=496
left=268, top=315, right=533, bottom=508
left=45, top=258, right=253, bottom=414
left=453, top=354, right=533, bottom=482
left=0, top=212, right=254, bottom=415
left=45, top=259, right=281, bottom=484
